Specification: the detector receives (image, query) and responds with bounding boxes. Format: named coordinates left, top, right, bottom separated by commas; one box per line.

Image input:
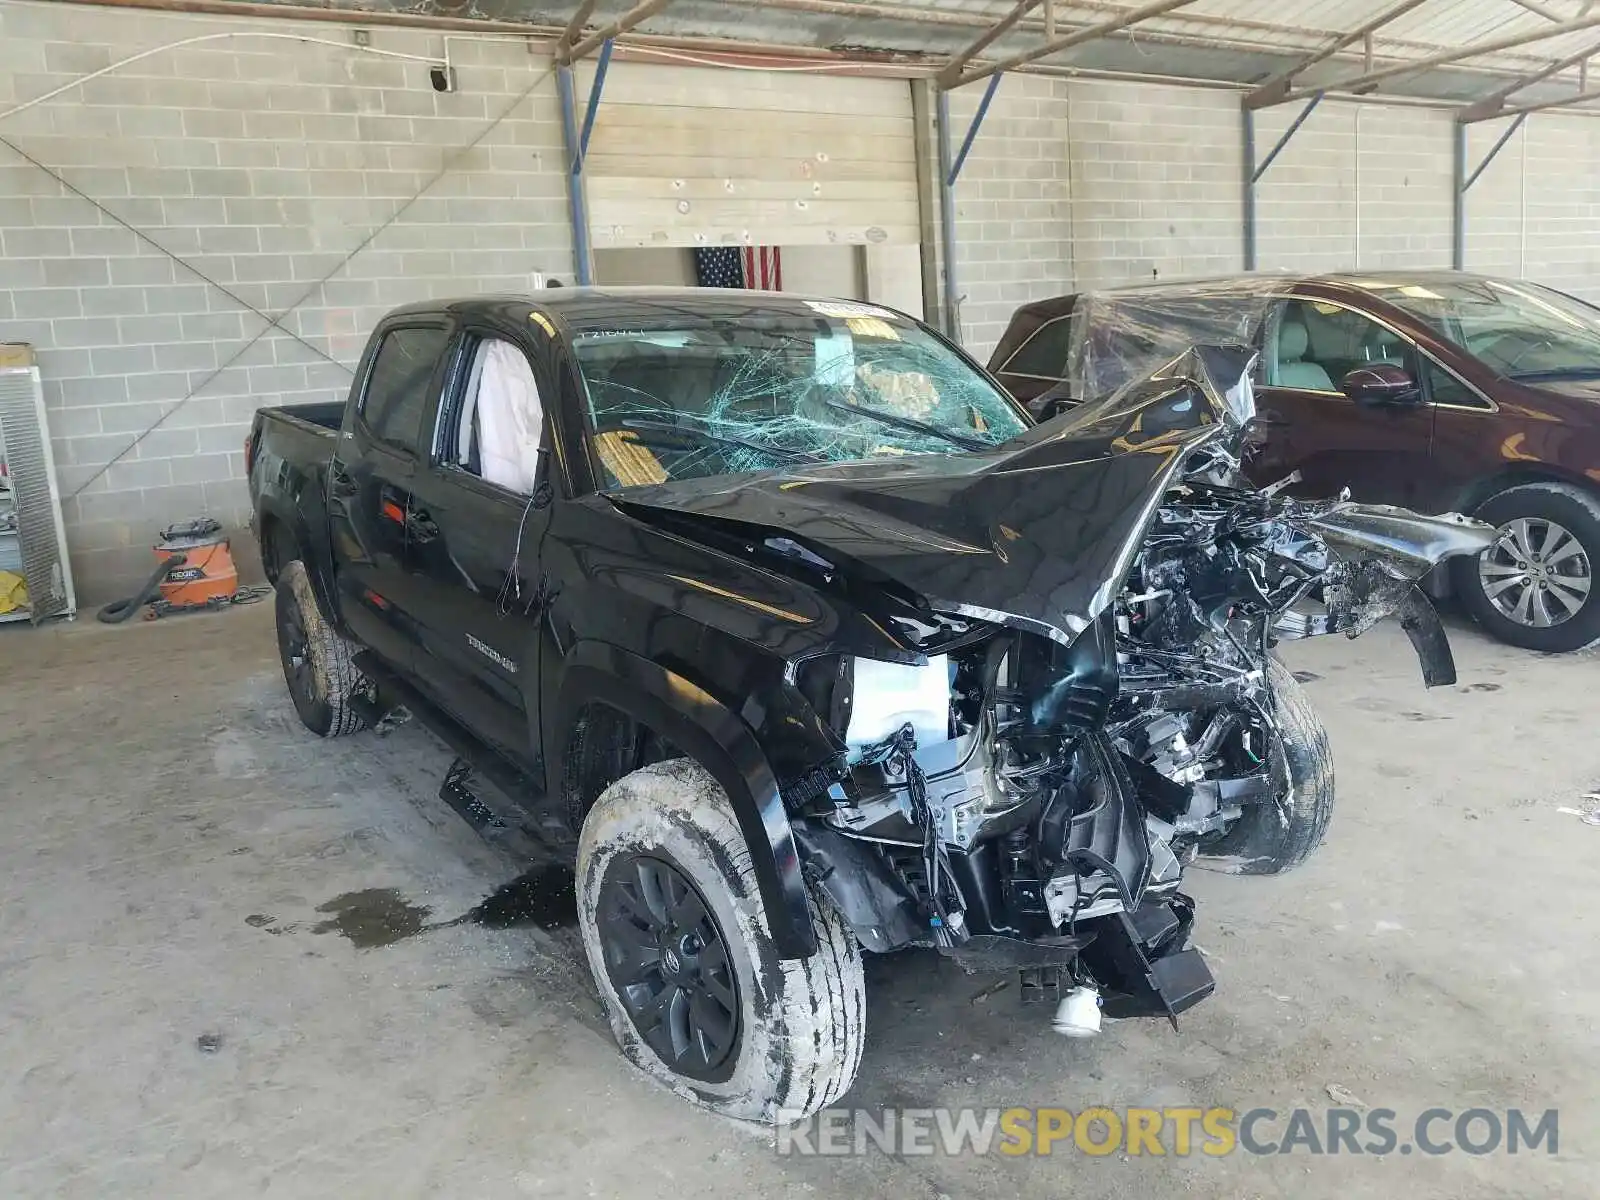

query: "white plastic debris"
left=1052, top=985, right=1102, bottom=1038
left=1326, top=1083, right=1366, bottom=1108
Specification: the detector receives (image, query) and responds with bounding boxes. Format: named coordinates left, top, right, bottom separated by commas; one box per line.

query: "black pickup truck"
left=248, top=288, right=1487, bottom=1123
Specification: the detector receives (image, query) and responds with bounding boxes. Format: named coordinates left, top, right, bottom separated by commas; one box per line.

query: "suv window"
left=1422, top=356, right=1489, bottom=409
left=1001, top=315, right=1072, bottom=379
left=1269, top=300, right=1415, bottom=393
left=363, top=326, right=448, bottom=453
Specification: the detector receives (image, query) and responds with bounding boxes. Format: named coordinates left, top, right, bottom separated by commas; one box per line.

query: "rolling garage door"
left=585, top=62, right=919, bottom=251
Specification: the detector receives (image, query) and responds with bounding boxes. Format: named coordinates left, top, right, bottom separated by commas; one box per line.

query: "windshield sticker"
left=845, top=315, right=900, bottom=340
left=805, top=300, right=897, bottom=320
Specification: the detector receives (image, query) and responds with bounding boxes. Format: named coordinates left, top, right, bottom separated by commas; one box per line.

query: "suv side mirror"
left=1340, top=363, right=1421, bottom=407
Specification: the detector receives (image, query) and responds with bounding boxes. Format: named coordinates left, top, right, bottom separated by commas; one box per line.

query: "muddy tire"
left=275, top=560, right=368, bottom=738
left=1196, top=659, right=1333, bottom=875
left=577, top=759, right=865, bottom=1122
left=1452, top=482, right=1600, bottom=653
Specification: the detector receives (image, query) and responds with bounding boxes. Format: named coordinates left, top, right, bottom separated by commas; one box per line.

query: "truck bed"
left=261, top=401, right=344, bottom=433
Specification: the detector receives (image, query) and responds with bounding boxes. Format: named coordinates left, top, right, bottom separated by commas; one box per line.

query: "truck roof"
left=382, top=287, right=909, bottom=334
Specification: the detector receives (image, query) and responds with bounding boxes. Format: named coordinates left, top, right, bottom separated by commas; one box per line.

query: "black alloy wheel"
left=596, top=854, right=741, bottom=1081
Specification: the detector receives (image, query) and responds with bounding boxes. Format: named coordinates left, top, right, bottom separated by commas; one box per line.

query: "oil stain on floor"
left=438, top=864, right=577, bottom=931
left=308, top=865, right=578, bottom=949
left=312, top=889, right=432, bottom=948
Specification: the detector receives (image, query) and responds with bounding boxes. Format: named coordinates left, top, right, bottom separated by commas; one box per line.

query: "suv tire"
left=274, top=560, right=370, bottom=737
left=1453, top=482, right=1600, bottom=653
left=577, top=759, right=865, bottom=1122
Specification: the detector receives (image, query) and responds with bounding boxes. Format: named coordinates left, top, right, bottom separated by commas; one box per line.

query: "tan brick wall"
left=1065, top=80, right=1244, bottom=289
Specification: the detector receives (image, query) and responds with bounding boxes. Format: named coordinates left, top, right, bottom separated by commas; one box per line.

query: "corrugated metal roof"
left=238, top=0, right=1600, bottom=110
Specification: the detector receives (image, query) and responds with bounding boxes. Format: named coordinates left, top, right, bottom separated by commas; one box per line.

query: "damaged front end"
left=773, top=345, right=1495, bottom=1030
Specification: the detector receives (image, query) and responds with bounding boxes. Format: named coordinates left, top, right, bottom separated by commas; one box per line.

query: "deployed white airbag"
left=845, top=655, right=950, bottom=759
left=477, top=339, right=543, bottom=494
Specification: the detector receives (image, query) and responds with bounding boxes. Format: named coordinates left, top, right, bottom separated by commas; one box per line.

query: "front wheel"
left=577, top=759, right=865, bottom=1122
left=1453, top=482, right=1600, bottom=653
left=1195, top=659, right=1334, bottom=875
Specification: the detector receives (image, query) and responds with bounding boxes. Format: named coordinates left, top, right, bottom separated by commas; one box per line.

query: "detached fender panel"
left=552, top=641, right=818, bottom=959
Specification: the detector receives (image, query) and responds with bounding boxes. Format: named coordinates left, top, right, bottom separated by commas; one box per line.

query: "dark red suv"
left=989, top=272, right=1600, bottom=652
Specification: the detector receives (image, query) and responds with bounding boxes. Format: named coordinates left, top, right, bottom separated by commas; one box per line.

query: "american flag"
left=693, top=245, right=783, bottom=290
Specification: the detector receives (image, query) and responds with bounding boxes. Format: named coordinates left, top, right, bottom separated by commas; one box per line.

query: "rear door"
left=403, top=322, right=554, bottom=767
left=1251, top=297, right=1437, bottom=505
left=328, top=321, right=451, bottom=671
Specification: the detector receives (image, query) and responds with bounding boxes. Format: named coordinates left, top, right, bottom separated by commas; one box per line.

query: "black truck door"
left=328, top=322, right=451, bottom=672
left=403, top=328, right=552, bottom=769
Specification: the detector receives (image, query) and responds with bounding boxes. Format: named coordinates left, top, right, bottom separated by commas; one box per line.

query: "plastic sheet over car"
left=1064, top=279, right=1287, bottom=404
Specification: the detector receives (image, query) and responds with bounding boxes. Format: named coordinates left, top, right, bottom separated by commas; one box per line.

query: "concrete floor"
left=1, top=603, right=1594, bottom=1199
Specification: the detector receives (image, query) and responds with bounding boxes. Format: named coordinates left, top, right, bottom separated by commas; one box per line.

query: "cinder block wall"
left=943, top=74, right=1074, bottom=356
left=1522, top=114, right=1600, bottom=298
left=0, top=2, right=571, bottom=599
left=1064, top=80, right=1245, bottom=289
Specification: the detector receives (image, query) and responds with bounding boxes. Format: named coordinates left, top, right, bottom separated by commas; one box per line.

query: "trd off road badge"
left=466, top=633, right=517, bottom=673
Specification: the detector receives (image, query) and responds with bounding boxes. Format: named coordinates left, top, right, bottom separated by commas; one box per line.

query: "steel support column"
left=1242, top=93, right=1321, bottom=271
left=934, top=74, right=1003, bottom=344
left=557, top=39, right=614, bottom=287
left=1451, top=121, right=1466, bottom=271
left=1453, top=112, right=1528, bottom=270
left=1242, top=107, right=1257, bottom=270
left=935, top=88, right=960, bottom=340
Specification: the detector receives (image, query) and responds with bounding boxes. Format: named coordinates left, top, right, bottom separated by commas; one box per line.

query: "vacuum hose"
left=96, top=553, right=187, bottom=624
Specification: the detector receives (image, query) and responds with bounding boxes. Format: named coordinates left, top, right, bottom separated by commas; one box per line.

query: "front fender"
left=550, top=640, right=817, bottom=960
left=1300, top=504, right=1495, bottom=578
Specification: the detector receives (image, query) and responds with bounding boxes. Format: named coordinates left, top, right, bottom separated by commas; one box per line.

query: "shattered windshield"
left=1357, top=276, right=1600, bottom=381
left=571, top=302, right=1028, bottom=488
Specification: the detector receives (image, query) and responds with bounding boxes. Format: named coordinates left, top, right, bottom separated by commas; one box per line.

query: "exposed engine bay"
left=788, top=346, right=1495, bottom=1030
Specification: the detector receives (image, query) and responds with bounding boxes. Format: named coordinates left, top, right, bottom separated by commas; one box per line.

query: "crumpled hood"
left=608, top=384, right=1227, bottom=645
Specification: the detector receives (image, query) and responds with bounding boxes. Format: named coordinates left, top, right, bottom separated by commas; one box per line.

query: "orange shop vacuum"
left=98, top=518, right=267, bottom=623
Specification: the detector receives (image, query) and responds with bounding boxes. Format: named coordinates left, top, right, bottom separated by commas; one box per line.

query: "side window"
left=1422, top=356, right=1489, bottom=409
left=1269, top=301, right=1413, bottom=393
left=1000, top=316, right=1073, bottom=379
left=363, top=326, right=449, bottom=453
left=448, top=336, right=544, bottom=495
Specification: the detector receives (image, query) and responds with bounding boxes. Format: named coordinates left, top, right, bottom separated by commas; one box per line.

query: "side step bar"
left=350, top=652, right=575, bottom=862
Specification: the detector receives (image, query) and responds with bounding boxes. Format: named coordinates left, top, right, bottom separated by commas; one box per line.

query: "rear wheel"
left=1196, top=659, right=1334, bottom=875
left=1453, top=482, right=1600, bottom=653
left=577, top=759, right=865, bottom=1122
left=274, top=560, right=369, bottom=738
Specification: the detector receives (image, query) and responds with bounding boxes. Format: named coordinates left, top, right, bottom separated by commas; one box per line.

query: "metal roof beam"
left=1243, top=0, right=1428, bottom=110
left=557, top=0, right=602, bottom=62
left=1506, top=0, right=1563, bottom=21
left=1282, top=11, right=1600, bottom=103
left=936, top=0, right=1043, bottom=88
left=569, top=0, right=675, bottom=62
left=1458, top=36, right=1600, bottom=121
left=947, top=0, right=1197, bottom=91
left=1474, top=86, right=1600, bottom=120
